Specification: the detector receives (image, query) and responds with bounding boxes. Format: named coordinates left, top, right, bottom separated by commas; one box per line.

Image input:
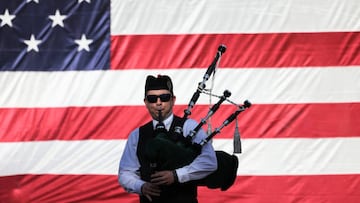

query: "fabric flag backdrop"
left=1, top=0, right=360, bottom=202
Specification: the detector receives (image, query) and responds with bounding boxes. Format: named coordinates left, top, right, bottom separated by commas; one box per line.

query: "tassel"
left=233, top=117, right=242, bottom=154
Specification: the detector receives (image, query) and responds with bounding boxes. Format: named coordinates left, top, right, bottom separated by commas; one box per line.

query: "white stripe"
left=219, top=138, right=360, bottom=175
left=1, top=138, right=359, bottom=176
left=111, top=0, right=360, bottom=34
left=0, top=140, right=124, bottom=176
left=1, top=67, right=360, bottom=107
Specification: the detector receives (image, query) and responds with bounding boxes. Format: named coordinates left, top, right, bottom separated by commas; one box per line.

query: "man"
left=118, top=75, right=218, bottom=203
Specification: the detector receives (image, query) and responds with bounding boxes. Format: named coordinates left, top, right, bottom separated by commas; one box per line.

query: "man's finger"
left=151, top=171, right=174, bottom=185
left=145, top=194, right=152, bottom=202
left=150, top=171, right=164, bottom=178
left=150, top=176, right=163, bottom=183
left=149, top=187, right=161, bottom=195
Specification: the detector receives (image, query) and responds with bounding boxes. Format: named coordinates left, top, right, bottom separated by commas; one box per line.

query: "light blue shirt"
left=118, top=114, right=218, bottom=194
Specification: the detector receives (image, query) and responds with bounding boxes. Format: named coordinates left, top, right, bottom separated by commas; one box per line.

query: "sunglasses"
left=146, top=93, right=172, bottom=103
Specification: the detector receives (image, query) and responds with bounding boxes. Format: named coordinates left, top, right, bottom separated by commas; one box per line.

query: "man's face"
left=144, top=89, right=176, bottom=121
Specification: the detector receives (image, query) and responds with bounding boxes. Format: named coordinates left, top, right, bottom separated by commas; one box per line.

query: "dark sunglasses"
left=146, top=93, right=172, bottom=103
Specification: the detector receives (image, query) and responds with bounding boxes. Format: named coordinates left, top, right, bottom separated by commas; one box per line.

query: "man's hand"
left=151, top=170, right=176, bottom=186
left=141, top=182, right=161, bottom=202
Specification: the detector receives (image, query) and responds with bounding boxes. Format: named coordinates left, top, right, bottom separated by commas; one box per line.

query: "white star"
left=24, top=34, right=42, bottom=52
left=75, top=34, right=93, bottom=52
left=49, top=9, right=67, bottom=27
left=78, top=0, right=91, bottom=3
left=27, top=0, right=39, bottom=3
left=0, top=9, right=16, bottom=27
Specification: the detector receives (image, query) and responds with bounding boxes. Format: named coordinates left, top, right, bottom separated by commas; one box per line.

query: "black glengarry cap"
left=145, top=75, right=173, bottom=96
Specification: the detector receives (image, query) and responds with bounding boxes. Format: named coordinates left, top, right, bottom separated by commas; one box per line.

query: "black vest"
left=137, top=116, right=198, bottom=203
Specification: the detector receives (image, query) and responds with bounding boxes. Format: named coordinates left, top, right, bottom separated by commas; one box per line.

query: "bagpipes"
left=145, top=44, right=251, bottom=191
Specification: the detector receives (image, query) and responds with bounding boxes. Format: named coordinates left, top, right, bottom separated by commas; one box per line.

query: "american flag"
left=1, top=0, right=360, bottom=202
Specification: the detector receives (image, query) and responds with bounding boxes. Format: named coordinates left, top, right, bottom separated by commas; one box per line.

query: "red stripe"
left=198, top=175, right=360, bottom=203
left=1, top=103, right=359, bottom=141
left=1, top=174, right=359, bottom=202
left=110, top=32, right=360, bottom=69
left=0, top=175, right=138, bottom=203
